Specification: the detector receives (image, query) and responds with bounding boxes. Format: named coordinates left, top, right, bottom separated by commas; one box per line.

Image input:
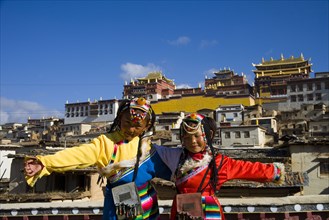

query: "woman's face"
left=119, top=109, right=150, bottom=141
left=182, top=122, right=207, bottom=153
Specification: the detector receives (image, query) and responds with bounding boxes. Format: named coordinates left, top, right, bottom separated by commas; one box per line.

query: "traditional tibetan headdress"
left=128, top=97, right=151, bottom=123
left=109, top=97, right=155, bottom=134
left=181, top=113, right=207, bottom=144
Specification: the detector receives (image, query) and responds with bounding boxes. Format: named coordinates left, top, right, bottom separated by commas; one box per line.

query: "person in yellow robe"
left=24, top=97, right=172, bottom=220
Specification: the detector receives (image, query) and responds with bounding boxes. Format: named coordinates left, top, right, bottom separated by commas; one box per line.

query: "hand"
left=24, top=158, right=43, bottom=176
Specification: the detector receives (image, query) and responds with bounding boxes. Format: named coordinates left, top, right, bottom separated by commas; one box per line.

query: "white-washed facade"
left=64, top=99, right=119, bottom=125
left=220, top=125, right=267, bottom=147
left=285, top=73, right=329, bottom=111
left=215, top=104, right=244, bottom=125
left=60, top=123, right=92, bottom=136
left=250, top=117, right=278, bottom=133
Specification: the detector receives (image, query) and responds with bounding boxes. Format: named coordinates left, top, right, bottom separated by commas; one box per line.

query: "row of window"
left=65, top=109, right=114, bottom=118
left=290, top=82, right=329, bottom=92
left=218, top=113, right=259, bottom=119
left=223, top=131, right=250, bottom=139
left=67, top=106, right=88, bottom=112
left=216, top=90, right=246, bottom=95
left=311, top=125, right=328, bottom=132
left=257, top=63, right=308, bottom=71
left=281, top=124, right=328, bottom=132
left=66, top=112, right=88, bottom=117
left=61, top=126, right=80, bottom=132
left=67, top=104, right=113, bottom=112
left=270, top=89, right=286, bottom=95
left=260, top=82, right=329, bottom=93
left=290, top=93, right=322, bottom=102
left=261, top=87, right=287, bottom=94
left=282, top=124, right=304, bottom=129
left=132, top=89, right=146, bottom=93
left=218, top=112, right=240, bottom=117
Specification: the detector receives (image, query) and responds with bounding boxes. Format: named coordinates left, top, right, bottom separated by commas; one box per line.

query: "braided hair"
left=201, top=116, right=218, bottom=192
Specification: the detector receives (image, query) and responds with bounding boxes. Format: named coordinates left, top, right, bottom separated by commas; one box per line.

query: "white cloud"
left=0, top=97, right=62, bottom=124
left=120, top=62, right=162, bottom=81
left=176, top=84, right=192, bottom=89
left=167, top=36, right=191, bottom=46
left=200, top=39, right=218, bottom=49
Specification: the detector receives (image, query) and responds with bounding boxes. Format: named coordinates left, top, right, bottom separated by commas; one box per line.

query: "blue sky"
left=1, top=0, right=328, bottom=124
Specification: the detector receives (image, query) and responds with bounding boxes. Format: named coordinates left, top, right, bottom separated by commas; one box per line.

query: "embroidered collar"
left=188, top=150, right=206, bottom=160
left=180, top=151, right=212, bottom=174
left=99, top=136, right=150, bottom=176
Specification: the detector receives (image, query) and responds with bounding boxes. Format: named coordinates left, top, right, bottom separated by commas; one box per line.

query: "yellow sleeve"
left=25, top=134, right=114, bottom=187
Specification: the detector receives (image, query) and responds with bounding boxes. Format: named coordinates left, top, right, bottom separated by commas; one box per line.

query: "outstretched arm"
left=218, top=155, right=284, bottom=184
left=24, top=134, right=113, bottom=187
